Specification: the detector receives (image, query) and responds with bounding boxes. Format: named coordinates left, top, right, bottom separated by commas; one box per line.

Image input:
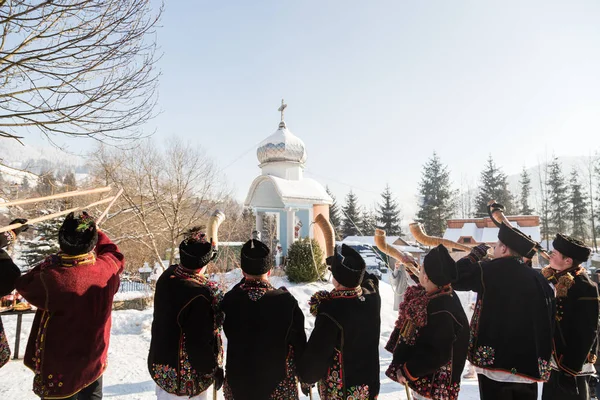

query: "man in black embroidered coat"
left=541, top=234, right=599, bottom=400
left=220, top=239, right=306, bottom=400
left=0, top=219, right=28, bottom=368
left=297, top=244, right=381, bottom=400
left=454, top=223, right=555, bottom=400
left=148, top=227, right=224, bottom=400
left=386, top=244, right=469, bottom=400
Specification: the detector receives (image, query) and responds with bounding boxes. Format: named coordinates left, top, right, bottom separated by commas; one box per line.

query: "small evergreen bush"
left=286, top=237, right=327, bottom=283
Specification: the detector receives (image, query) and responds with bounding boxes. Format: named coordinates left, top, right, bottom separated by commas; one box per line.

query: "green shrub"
left=286, top=237, right=327, bottom=283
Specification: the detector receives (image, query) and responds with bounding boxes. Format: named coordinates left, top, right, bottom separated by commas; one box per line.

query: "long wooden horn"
left=315, top=213, right=335, bottom=257
left=0, top=186, right=112, bottom=208
left=374, top=229, right=420, bottom=276
left=0, top=196, right=116, bottom=233
left=206, top=210, right=226, bottom=250
left=409, top=222, right=473, bottom=252
left=95, top=188, right=124, bottom=226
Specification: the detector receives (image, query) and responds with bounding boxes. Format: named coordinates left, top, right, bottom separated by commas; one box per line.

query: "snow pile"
left=0, top=271, right=539, bottom=399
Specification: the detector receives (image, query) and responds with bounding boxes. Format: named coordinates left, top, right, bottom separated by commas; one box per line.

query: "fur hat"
left=59, top=211, right=98, bottom=255
left=327, top=244, right=366, bottom=288
left=423, top=244, right=457, bottom=286
left=179, top=226, right=215, bottom=270
left=553, top=233, right=591, bottom=263
left=498, top=223, right=537, bottom=258
left=240, top=239, right=271, bottom=275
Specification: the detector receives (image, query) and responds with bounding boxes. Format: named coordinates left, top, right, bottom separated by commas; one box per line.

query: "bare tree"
left=89, top=138, right=228, bottom=269
left=0, top=0, right=161, bottom=144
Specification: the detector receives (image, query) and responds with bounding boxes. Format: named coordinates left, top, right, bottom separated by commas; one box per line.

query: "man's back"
left=455, top=256, right=555, bottom=381
left=221, top=279, right=306, bottom=400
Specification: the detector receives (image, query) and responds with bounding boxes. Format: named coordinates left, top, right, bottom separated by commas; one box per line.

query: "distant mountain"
left=0, top=139, right=88, bottom=176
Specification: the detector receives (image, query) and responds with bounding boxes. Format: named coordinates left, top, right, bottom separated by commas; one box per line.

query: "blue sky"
left=15, top=1, right=600, bottom=219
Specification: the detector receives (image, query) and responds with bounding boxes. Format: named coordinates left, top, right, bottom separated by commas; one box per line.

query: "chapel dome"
left=256, top=121, right=307, bottom=165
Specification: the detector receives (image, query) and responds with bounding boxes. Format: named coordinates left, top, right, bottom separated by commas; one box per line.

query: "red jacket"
left=16, top=231, right=124, bottom=399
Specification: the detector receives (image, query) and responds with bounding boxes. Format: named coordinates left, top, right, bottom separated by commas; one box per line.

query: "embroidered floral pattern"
left=318, top=348, right=344, bottom=399
left=223, top=379, right=234, bottom=399
left=467, top=299, right=483, bottom=360
left=308, top=288, right=364, bottom=316
left=153, top=334, right=212, bottom=396
left=0, top=326, right=10, bottom=368
left=32, top=311, right=53, bottom=397
left=538, top=358, right=551, bottom=381
left=152, top=363, right=178, bottom=393
left=241, top=279, right=275, bottom=301
left=472, top=346, right=495, bottom=367
left=309, top=290, right=331, bottom=316
left=346, top=384, right=370, bottom=399
left=411, top=362, right=459, bottom=400
left=269, top=346, right=299, bottom=399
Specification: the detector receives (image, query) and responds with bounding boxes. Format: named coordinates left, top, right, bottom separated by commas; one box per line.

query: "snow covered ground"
left=0, top=270, right=542, bottom=399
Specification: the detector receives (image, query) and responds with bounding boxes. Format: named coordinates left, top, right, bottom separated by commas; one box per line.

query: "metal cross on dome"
left=278, top=99, right=287, bottom=122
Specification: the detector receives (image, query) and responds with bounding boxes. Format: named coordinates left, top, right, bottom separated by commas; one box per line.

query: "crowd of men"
left=0, top=209, right=599, bottom=400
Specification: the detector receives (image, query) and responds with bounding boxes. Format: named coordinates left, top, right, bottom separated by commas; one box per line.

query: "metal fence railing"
left=118, top=279, right=152, bottom=293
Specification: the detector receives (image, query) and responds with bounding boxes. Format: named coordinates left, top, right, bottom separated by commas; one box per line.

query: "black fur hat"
left=423, top=245, right=457, bottom=286
left=553, top=233, right=591, bottom=263
left=240, top=239, right=272, bottom=275
left=59, top=211, right=98, bottom=255
left=327, top=244, right=366, bottom=288
left=179, top=226, right=215, bottom=270
left=498, top=223, right=537, bottom=258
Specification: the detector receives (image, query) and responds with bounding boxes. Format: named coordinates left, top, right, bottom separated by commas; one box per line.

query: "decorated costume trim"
left=173, top=264, right=207, bottom=286
left=269, top=346, right=300, bottom=399
left=308, top=287, right=364, bottom=316
left=316, top=349, right=371, bottom=400
left=240, top=279, right=275, bottom=302
left=385, top=285, right=429, bottom=348
left=541, top=266, right=584, bottom=298
left=152, top=334, right=213, bottom=396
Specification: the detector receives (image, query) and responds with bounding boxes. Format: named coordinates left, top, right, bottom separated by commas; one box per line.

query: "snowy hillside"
left=0, top=163, right=38, bottom=186
left=0, top=270, right=542, bottom=399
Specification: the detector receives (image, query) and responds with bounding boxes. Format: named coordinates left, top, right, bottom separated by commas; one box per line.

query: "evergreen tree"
left=21, top=175, right=30, bottom=191
left=548, top=157, right=570, bottom=235
left=18, top=211, right=61, bottom=266
left=568, top=168, right=588, bottom=241
left=359, top=208, right=377, bottom=236
left=326, top=186, right=343, bottom=240
left=376, top=184, right=402, bottom=235
left=37, top=170, right=57, bottom=196
left=341, top=190, right=362, bottom=238
left=63, top=171, right=77, bottom=191
left=475, top=155, right=514, bottom=216
left=416, top=152, right=455, bottom=237
left=518, top=167, right=534, bottom=215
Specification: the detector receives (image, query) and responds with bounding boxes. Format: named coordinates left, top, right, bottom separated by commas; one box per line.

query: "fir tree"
left=376, top=184, right=402, bottom=235
left=548, top=157, right=569, bottom=235
left=518, top=167, right=534, bottom=215
left=341, top=190, right=362, bottom=238
left=416, top=152, right=455, bottom=237
left=475, top=155, right=514, bottom=216
left=21, top=175, right=30, bottom=191
left=18, top=211, right=61, bottom=266
left=359, top=208, right=377, bottom=236
left=568, top=168, right=588, bottom=241
left=63, top=171, right=77, bottom=191
left=37, top=170, right=57, bottom=196
left=326, top=186, right=343, bottom=240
